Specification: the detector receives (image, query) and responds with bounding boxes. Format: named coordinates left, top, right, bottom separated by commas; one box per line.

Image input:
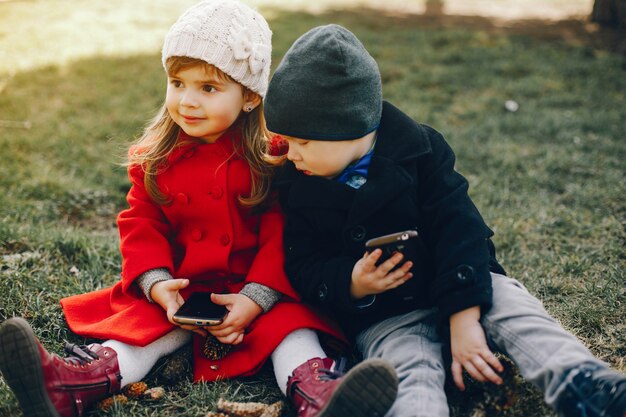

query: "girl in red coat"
left=0, top=1, right=398, bottom=417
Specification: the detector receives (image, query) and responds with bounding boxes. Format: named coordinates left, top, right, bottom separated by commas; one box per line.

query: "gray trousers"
left=355, top=273, right=607, bottom=417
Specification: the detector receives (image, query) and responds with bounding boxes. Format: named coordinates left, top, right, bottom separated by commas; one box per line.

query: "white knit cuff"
left=136, top=268, right=173, bottom=303
left=239, top=283, right=281, bottom=313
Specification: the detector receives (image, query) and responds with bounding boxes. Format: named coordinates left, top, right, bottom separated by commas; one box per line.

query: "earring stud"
left=244, top=105, right=253, bottom=112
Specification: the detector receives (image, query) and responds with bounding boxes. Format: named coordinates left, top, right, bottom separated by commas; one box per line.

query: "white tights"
left=103, top=328, right=191, bottom=387
left=104, top=328, right=326, bottom=393
left=271, top=329, right=327, bottom=394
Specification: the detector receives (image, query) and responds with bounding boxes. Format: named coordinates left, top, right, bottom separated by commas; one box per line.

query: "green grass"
left=1, top=2, right=624, bottom=416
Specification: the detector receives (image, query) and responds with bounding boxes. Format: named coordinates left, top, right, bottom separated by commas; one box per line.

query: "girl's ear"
left=242, top=91, right=262, bottom=112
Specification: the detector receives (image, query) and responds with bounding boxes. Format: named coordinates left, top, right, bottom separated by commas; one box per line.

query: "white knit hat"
left=162, top=0, right=272, bottom=97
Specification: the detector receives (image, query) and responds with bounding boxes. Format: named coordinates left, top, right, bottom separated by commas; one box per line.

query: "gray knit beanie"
left=265, top=24, right=382, bottom=141
left=162, top=0, right=272, bottom=97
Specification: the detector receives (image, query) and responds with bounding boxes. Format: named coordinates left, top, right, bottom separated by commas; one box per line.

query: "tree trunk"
left=591, top=0, right=626, bottom=28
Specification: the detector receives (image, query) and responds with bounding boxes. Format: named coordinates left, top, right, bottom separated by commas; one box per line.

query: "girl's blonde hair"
left=128, top=57, right=272, bottom=208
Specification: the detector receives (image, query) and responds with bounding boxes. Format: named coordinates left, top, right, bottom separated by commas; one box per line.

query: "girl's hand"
left=449, top=306, right=504, bottom=391
left=150, top=278, right=208, bottom=337
left=350, top=250, right=413, bottom=299
left=204, top=293, right=263, bottom=345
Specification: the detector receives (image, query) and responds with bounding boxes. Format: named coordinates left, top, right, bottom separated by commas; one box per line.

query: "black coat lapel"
left=281, top=169, right=356, bottom=210
left=348, top=156, right=413, bottom=225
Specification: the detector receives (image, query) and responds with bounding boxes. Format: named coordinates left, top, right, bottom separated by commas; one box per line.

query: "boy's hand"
left=350, top=249, right=413, bottom=299
left=449, top=306, right=504, bottom=391
left=151, top=278, right=207, bottom=337
left=205, top=293, right=263, bottom=345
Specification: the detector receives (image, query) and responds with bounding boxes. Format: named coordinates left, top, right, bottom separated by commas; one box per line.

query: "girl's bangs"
left=165, top=56, right=233, bottom=83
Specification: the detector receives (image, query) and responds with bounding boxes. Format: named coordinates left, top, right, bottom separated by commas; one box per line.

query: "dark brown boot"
left=0, top=317, right=122, bottom=417
left=287, top=357, right=398, bottom=417
left=557, top=366, right=626, bottom=417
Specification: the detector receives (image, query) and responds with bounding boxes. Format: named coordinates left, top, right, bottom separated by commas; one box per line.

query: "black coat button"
left=456, top=265, right=475, bottom=283
left=350, top=225, right=366, bottom=241
left=317, top=283, right=328, bottom=302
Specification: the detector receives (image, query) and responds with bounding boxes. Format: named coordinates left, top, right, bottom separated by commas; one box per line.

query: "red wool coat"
left=60, top=129, right=345, bottom=381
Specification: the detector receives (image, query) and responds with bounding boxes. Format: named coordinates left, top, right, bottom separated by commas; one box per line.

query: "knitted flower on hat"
left=162, top=0, right=272, bottom=97
left=229, top=18, right=270, bottom=76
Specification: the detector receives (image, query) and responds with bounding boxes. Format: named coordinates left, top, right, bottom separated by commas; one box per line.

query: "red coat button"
left=176, top=193, right=189, bottom=204
left=220, top=234, right=230, bottom=246
left=191, top=229, right=203, bottom=241
left=210, top=186, right=223, bottom=199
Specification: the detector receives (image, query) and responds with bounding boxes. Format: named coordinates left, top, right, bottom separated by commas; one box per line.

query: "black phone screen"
left=173, top=293, right=227, bottom=324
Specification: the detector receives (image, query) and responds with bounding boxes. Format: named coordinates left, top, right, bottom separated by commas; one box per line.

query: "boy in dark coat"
left=264, top=24, right=626, bottom=417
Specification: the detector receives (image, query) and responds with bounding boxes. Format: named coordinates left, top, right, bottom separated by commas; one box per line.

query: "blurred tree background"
left=592, top=0, right=626, bottom=27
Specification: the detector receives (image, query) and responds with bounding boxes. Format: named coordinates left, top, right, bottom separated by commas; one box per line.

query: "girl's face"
left=166, top=65, right=250, bottom=143
left=280, top=133, right=375, bottom=179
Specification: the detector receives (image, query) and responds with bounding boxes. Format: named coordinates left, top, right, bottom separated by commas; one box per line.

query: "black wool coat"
left=276, top=101, right=505, bottom=337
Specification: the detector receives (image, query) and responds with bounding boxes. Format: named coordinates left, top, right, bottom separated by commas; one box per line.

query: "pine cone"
left=460, top=352, right=519, bottom=415
left=160, top=347, right=192, bottom=384
left=144, top=386, right=166, bottom=400
left=122, top=381, right=148, bottom=398
left=202, top=335, right=232, bottom=360
left=481, top=353, right=518, bottom=412
left=215, top=398, right=284, bottom=417
left=260, top=401, right=284, bottom=417
left=217, top=398, right=267, bottom=416
left=96, top=394, right=128, bottom=411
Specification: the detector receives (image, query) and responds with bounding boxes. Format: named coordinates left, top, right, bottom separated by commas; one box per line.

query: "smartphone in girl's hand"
left=173, top=292, right=227, bottom=326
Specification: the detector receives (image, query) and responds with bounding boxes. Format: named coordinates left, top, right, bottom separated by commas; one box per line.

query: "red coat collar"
left=168, top=127, right=243, bottom=164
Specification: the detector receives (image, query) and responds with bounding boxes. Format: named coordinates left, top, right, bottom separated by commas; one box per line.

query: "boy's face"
left=278, top=134, right=374, bottom=179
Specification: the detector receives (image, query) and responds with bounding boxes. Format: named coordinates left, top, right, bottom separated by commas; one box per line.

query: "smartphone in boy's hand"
left=172, top=292, right=228, bottom=326
left=365, top=230, right=419, bottom=265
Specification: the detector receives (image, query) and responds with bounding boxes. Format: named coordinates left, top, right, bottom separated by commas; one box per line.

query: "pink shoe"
left=287, top=357, right=398, bottom=417
left=0, top=317, right=122, bottom=417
